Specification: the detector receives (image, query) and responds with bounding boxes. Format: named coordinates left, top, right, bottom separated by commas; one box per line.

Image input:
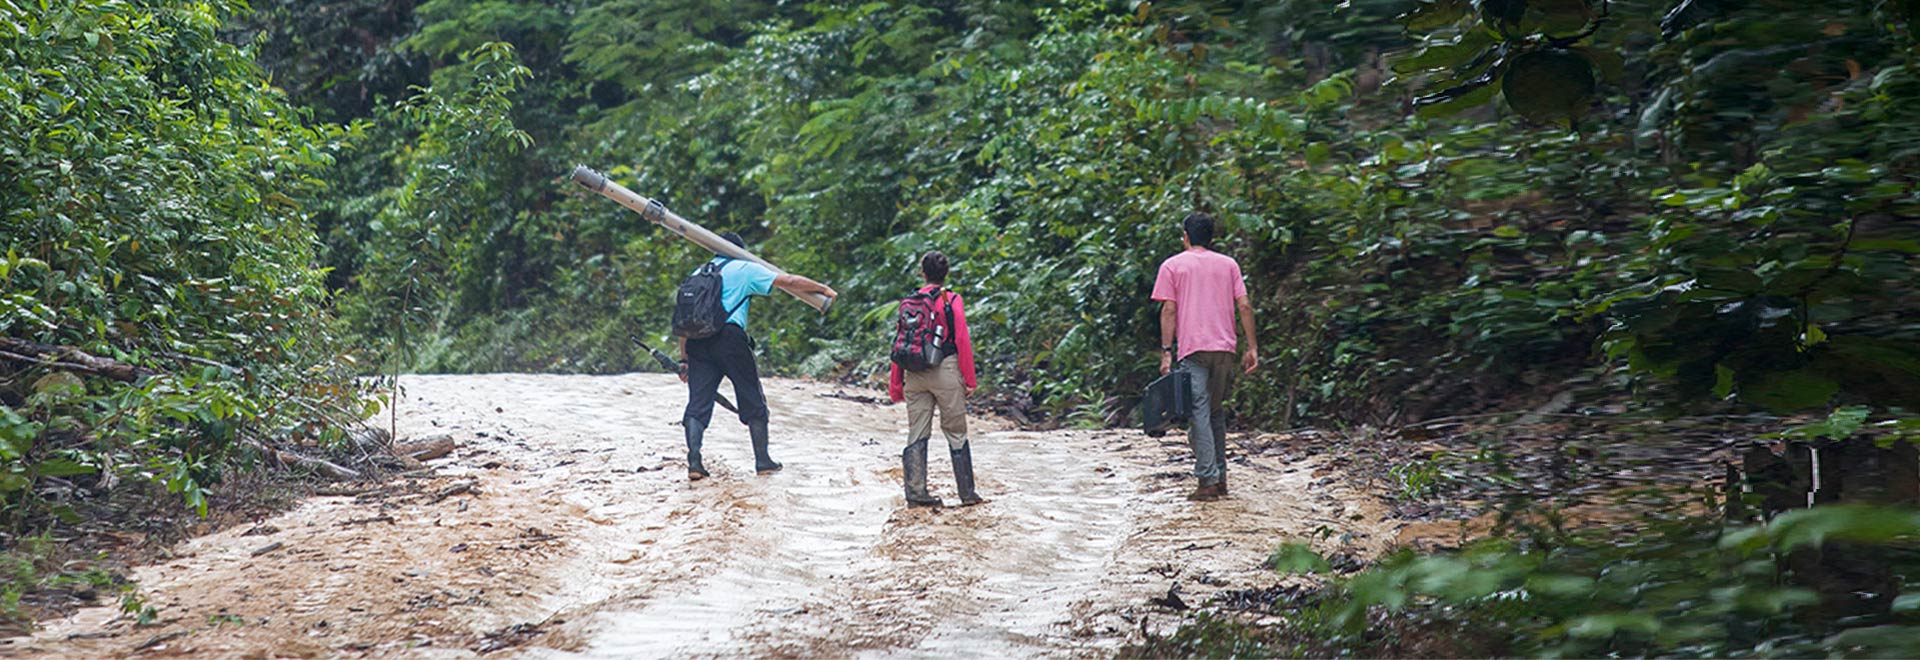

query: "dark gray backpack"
left=671, top=260, right=744, bottom=339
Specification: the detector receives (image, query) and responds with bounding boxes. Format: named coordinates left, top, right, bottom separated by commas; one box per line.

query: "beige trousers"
left=903, top=358, right=968, bottom=451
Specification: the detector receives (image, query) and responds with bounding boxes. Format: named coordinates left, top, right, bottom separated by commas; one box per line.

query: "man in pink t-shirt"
left=1150, top=212, right=1259, bottom=502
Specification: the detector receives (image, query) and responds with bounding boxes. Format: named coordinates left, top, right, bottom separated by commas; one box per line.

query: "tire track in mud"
left=6, top=374, right=1396, bottom=659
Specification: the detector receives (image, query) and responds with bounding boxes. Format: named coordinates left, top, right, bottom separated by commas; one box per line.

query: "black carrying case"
left=1140, top=371, right=1193, bottom=437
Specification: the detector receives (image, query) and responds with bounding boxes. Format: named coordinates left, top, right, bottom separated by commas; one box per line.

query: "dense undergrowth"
left=234, top=0, right=1918, bottom=430
left=0, top=0, right=373, bottom=629
left=1125, top=498, right=1920, bottom=658
left=3, top=0, right=1917, bottom=652
left=247, top=0, right=1920, bottom=654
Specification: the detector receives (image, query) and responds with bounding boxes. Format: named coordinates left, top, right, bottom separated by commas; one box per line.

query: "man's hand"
left=965, top=385, right=976, bottom=397
left=821, top=284, right=839, bottom=299
left=1242, top=348, right=1259, bottom=375
left=1159, top=351, right=1173, bottom=376
left=678, top=370, right=688, bottom=384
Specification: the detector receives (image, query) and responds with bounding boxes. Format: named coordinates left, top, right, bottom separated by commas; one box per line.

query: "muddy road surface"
left=8, top=374, right=1394, bottom=658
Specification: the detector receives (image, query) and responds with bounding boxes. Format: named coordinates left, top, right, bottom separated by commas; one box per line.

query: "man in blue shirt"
left=677, top=232, right=837, bottom=480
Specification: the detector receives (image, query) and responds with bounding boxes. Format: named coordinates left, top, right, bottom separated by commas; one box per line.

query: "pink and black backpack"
left=890, top=288, right=953, bottom=372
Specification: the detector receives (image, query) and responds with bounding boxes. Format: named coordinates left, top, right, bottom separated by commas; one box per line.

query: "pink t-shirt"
left=1151, top=249, right=1247, bottom=360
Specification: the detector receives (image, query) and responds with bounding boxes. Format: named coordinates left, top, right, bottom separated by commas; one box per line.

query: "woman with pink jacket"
left=887, top=251, right=984, bottom=507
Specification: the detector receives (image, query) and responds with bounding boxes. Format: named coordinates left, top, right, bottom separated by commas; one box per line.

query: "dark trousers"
left=1181, top=351, right=1237, bottom=485
left=683, top=324, right=770, bottom=429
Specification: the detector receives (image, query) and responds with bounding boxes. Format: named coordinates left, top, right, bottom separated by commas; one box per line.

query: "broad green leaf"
left=1268, top=542, right=1332, bottom=575
left=1743, top=369, right=1839, bottom=412
left=33, top=458, right=94, bottom=477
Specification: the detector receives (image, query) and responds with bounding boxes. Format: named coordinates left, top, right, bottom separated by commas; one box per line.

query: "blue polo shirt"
left=696, top=258, right=777, bottom=329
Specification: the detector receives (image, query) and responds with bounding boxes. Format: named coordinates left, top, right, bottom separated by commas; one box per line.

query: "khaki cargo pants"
left=903, top=358, right=968, bottom=451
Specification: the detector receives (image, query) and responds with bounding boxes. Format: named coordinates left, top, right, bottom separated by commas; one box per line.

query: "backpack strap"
left=698, top=258, right=733, bottom=276
left=923, top=287, right=952, bottom=318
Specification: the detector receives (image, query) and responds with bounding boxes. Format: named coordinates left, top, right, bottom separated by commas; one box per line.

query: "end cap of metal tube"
left=569, top=165, right=607, bottom=191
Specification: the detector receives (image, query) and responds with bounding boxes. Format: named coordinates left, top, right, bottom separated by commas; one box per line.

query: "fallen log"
left=0, top=337, right=155, bottom=382
left=395, top=434, right=455, bottom=461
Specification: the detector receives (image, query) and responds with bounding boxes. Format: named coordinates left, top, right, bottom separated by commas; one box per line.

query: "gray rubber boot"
left=749, top=421, right=782, bottom=474
left=951, top=445, right=985, bottom=506
left=902, top=438, right=943, bottom=507
left=685, top=418, right=710, bottom=481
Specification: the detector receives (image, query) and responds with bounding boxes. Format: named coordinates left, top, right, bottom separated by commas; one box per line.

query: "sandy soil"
left=3, top=373, right=1396, bottom=658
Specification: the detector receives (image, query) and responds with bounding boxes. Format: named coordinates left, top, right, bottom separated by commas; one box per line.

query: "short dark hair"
left=1183, top=212, right=1215, bottom=248
left=920, top=251, right=950, bottom=285
left=719, top=231, right=747, bottom=249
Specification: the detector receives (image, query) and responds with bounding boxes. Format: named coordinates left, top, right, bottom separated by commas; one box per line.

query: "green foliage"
left=1388, top=453, right=1461, bottom=500
left=1392, top=0, right=1920, bottom=416
left=269, top=0, right=1914, bottom=436
left=1121, top=610, right=1295, bottom=659
left=1280, top=502, right=1920, bottom=657
left=1398, top=0, right=1609, bottom=123
left=1, top=0, right=368, bottom=528
left=1269, top=542, right=1335, bottom=575
left=0, top=535, right=129, bottom=633
left=1772, top=405, right=1874, bottom=443
left=0, top=0, right=1908, bottom=650
left=332, top=40, right=534, bottom=367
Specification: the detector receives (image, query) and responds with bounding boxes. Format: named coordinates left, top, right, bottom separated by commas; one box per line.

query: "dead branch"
left=246, top=439, right=361, bottom=480
left=430, top=480, right=476, bottom=503
left=0, top=337, right=156, bottom=382
left=339, top=515, right=395, bottom=527
left=158, top=350, right=375, bottom=436
left=134, top=630, right=188, bottom=651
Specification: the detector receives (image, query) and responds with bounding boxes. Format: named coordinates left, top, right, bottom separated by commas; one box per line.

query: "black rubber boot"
left=951, top=444, right=985, bottom=506
left=749, top=421, right=782, bottom=474
left=685, top=418, right=710, bottom=481
left=902, top=438, right=943, bottom=507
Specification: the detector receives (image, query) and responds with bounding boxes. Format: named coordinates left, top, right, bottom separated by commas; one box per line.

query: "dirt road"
left=7, top=374, right=1394, bottom=658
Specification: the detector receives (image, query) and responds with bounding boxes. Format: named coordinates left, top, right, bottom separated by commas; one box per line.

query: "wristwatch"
left=1161, top=346, right=1173, bottom=354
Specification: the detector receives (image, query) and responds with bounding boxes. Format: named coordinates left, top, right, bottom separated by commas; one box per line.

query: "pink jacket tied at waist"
left=888, top=286, right=976, bottom=402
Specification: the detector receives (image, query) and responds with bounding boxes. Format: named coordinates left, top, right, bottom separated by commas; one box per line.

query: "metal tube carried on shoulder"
left=570, top=165, right=834, bottom=312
